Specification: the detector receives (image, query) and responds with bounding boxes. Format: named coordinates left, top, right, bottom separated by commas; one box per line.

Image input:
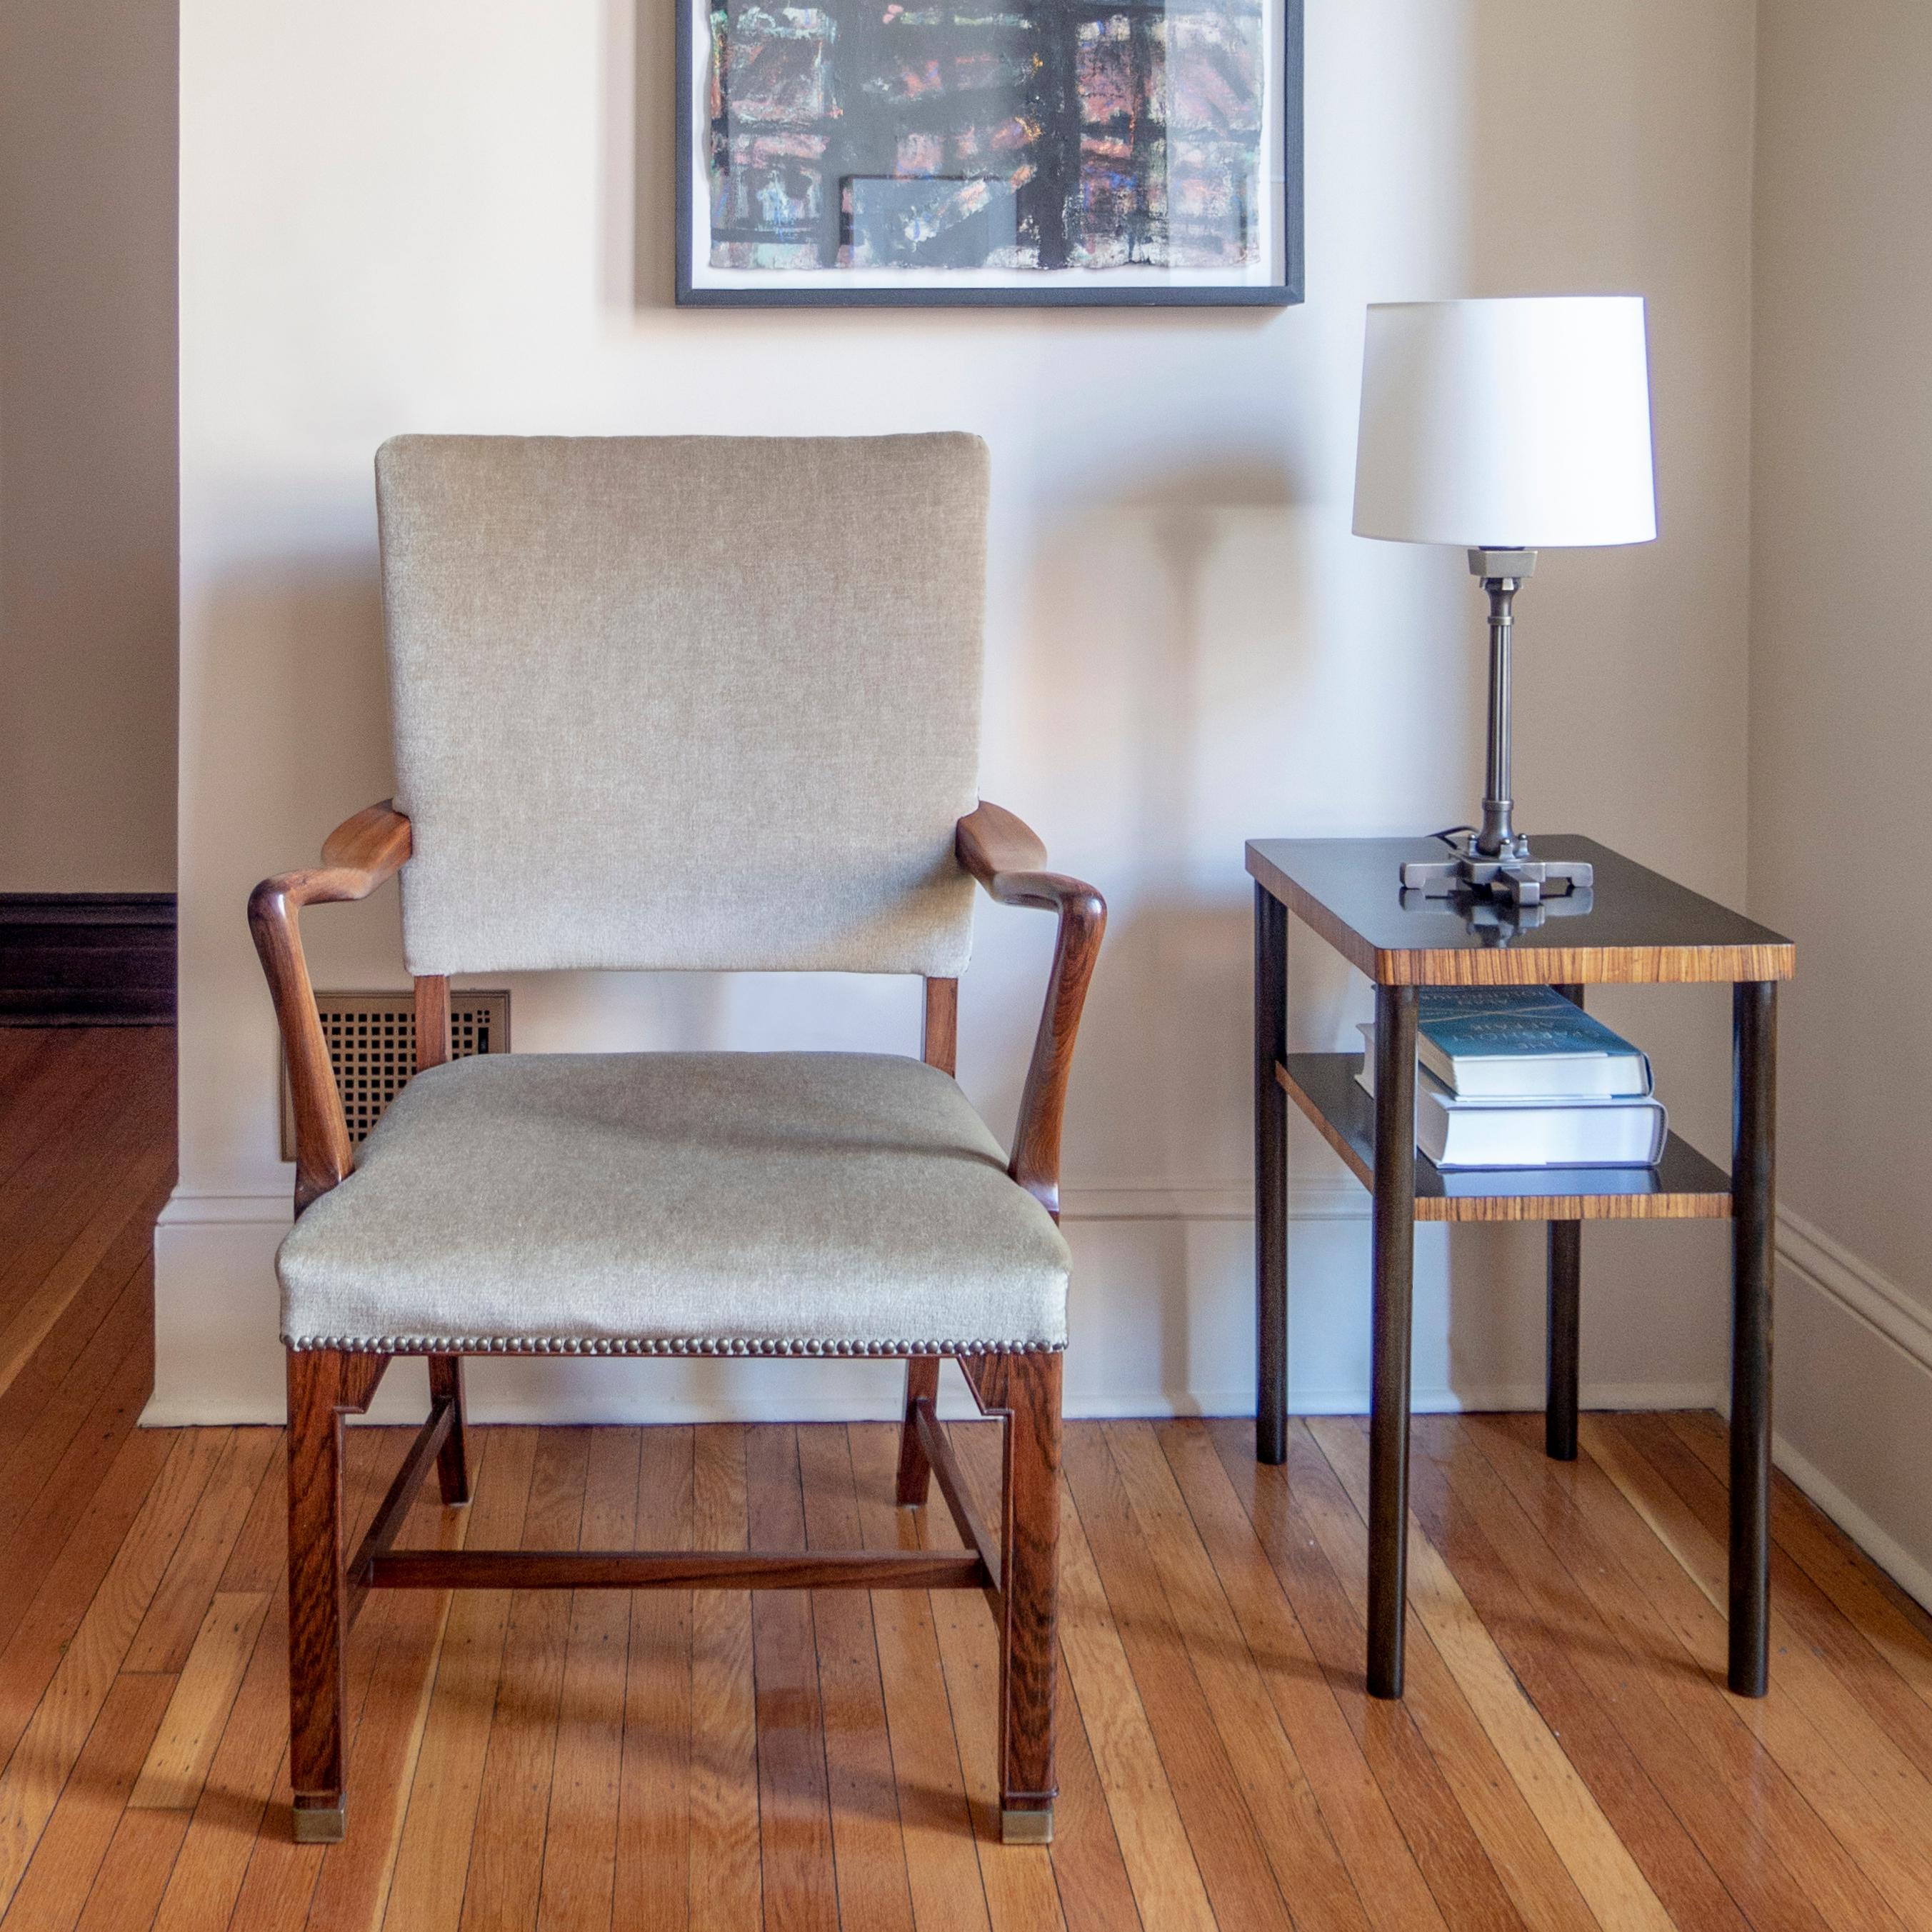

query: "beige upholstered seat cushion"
left=277, top=1052, right=1068, bottom=1356
left=378, top=434, right=988, bottom=977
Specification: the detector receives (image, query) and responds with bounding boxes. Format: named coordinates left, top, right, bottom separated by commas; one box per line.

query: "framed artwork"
left=675, top=0, right=1303, bottom=307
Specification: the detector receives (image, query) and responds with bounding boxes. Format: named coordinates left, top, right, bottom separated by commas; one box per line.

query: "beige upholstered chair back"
left=377, top=434, right=988, bottom=976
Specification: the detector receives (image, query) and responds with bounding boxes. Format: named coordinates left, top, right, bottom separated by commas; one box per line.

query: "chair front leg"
left=286, top=1347, right=385, bottom=1843
left=976, top=1350, right=1062, bottom=1844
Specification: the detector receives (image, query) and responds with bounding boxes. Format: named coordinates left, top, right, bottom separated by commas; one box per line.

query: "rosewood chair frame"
left=251, top=798, right=1104, bottom=1848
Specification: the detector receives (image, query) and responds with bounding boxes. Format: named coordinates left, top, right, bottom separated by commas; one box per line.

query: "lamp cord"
left=1427, top=824, right=1476, bottom=851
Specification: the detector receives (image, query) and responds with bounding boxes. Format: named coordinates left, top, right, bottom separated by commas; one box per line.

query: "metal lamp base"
left=1398, top=548, right=1593, bottom=911
left=1400, top=833, right=1593, bottom=907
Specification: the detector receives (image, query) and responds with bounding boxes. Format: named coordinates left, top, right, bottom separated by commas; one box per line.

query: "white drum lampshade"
left=1353, top=296, right=1657, bottom=550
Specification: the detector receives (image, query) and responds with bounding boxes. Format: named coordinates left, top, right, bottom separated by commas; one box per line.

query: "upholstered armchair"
left=249, top=434, right=1104, bottom=1848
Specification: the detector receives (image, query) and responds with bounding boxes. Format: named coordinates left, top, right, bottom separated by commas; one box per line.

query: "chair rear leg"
left=990, top=1351, right=1061, bottom=1844
left=287, top=1348, right=352, bottom=1842
left=429, top=1355, right=471, bottom=1505
left=896, top=1357, right=941, bottom=1505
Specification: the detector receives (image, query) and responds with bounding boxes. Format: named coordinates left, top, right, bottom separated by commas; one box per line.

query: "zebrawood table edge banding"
left=1244, top=838, right=1795, bottom=986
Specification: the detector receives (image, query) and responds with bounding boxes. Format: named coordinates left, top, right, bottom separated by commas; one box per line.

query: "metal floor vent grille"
left=279, top=990, right=509, bottom=1161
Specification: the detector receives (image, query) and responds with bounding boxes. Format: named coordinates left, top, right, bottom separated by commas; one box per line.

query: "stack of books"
left=1358, top=987, right=1666, bottom=1171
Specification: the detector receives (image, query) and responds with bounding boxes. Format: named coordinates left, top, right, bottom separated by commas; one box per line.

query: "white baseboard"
left=1771, top=1428, right=1932, bottom=1614
left=1769, top=1206, right=1932, bottom=1613
left=1776, top=1205, right=1932, bottom=1376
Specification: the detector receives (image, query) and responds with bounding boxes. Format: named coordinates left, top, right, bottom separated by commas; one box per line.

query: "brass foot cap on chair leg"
left=1001, top=1806, right=1053, bottom=1846
left=292, top=1803, right=346, bottom=1843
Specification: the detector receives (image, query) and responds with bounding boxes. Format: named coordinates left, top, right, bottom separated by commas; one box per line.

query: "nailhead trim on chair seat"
left=284, top=1332, right=1066, bottom=1357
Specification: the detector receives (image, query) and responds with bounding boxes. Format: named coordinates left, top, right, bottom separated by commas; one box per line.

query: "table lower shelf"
left=1278, top=1054, right=1733, bottom=1223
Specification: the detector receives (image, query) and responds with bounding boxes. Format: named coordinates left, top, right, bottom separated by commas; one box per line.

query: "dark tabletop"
left=1246, top=836, right=1794, bottom=987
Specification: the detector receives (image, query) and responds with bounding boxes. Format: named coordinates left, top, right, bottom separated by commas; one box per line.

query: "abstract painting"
left=676, top=0, right=1302, bottom=305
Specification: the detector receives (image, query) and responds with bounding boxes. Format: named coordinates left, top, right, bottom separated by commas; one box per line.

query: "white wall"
left=1751, top=2, right=1932, bottom=1603
left=0, top=0, right=178, bottom=891
left=154, top=0, right=1758, bottom=1428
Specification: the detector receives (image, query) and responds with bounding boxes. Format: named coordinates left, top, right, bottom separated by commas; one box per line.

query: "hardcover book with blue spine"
left=1413, top=988, right=1651, bottom=1098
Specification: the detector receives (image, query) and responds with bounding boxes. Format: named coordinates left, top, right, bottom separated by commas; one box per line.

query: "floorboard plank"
left=745, top=1425, right=840, bottom=1932
left=687, top=1426, right=761, bottom=1932
left=0, top=1190, right=164, bottom=1493
left=914, top=1420, right=1069, bottom=1932
left=305, top=1431, right=487, bottom=1931
left=219, top=1432, right=294, bottom=1596
left=0, top=1671, right=173, bottom=1932
left=1216, top=1421, right=1601, bottom=1932
left=71, top=1808, right=190, bottom=1932
left=0, top=1336, right=169, bottom=1658
left=0, top=1424, right=228, bottom=1914
left=126, top=1426, right=282, bottom=1674
left=1156, top=1420, right=1458, bottom=1932
left=1103, top=1420, right=1378, bottom=1932
left=1406, top=1418, right=1772, bottom=1932
left=1583, top=1415, right=1932, bottom=1929
left=457, top=1427, right=590, bottom=1932
left=846, top=1422, right=994, bottom=1932
left=795, top=1423, right=916, bottom=1932
left=536, top=1426, right=640, bottom=1932
left=612, top=1424, right=694, bottom=1932
left=146, top=1434, right=386, bottom=1932
left=1468, top=1412, right=1908, bottom=1932
left=0, top=1065, right=174, bottom=1376
left=1310, top=1417, right=1676, bottom=1932
left=128, top=1591, right=272, bottom=1811
left=0, top=1133, right=174, bottom=1404
left=1669, top=1411, right=1932, bottom=1723
left=1197, top=1421, right=1535, bottom=1932
left=1061, top=1424, right=1296, bottom=1932
left=383, top=1426, right=539, bottom=1932
left=219, top=1428, right=421, bottom=1932
left=939, top=1416, right=1143, bottom=1932
left=1633, top=1413, right=1932, bottom=1795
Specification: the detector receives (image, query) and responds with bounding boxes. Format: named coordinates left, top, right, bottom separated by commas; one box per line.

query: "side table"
left=1247, top=835, right=1794, bottom=1698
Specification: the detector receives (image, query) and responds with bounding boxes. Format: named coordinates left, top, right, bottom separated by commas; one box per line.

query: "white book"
left=1357, top=1038, right=1667, bottom=1171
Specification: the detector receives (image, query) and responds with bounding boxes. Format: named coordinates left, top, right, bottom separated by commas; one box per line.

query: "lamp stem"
left=1470, top=548, right=1535, bottom=859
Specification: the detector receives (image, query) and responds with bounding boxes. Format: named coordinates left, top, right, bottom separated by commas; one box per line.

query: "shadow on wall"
left=1003, top=460, right=1316, bottom=1194
left=196, top=554, right=396, bottom=971
left=632, top=0, right=675, bottom=312
left=202, top=559, right=388, bottom=826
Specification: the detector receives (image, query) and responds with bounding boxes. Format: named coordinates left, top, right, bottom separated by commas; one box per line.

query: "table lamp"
left=1353, top=296, right=1658, bottom=904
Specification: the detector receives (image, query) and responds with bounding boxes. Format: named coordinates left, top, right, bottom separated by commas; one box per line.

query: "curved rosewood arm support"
left=956, top=802, right=1107, bottom=1218
left=248, top=801, right=413, bottom=1214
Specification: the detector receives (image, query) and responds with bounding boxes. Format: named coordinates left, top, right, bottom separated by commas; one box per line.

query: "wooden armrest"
left=956, top=802, right=1107, bottom=1217
left=249, top=801, right=413, bottom=1212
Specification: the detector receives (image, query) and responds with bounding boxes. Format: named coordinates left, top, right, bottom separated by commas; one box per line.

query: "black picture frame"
left=674, top=0, right=1303, bottom=309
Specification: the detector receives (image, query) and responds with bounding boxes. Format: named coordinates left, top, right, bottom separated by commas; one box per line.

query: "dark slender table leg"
left=1546, top=983, right=1585, bottom=1461
left=1730, top=981, right=1776, bottom=1696
left=1546, top=1222, right=1581, bottom=1461
left=1255, top=885, right=1289, bottom=1465
left=1368, top=982, right=1418, bottom=1698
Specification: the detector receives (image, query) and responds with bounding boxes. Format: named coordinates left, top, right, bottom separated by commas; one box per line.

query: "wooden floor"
left=6, top=1030, right=1932, bottom=1928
